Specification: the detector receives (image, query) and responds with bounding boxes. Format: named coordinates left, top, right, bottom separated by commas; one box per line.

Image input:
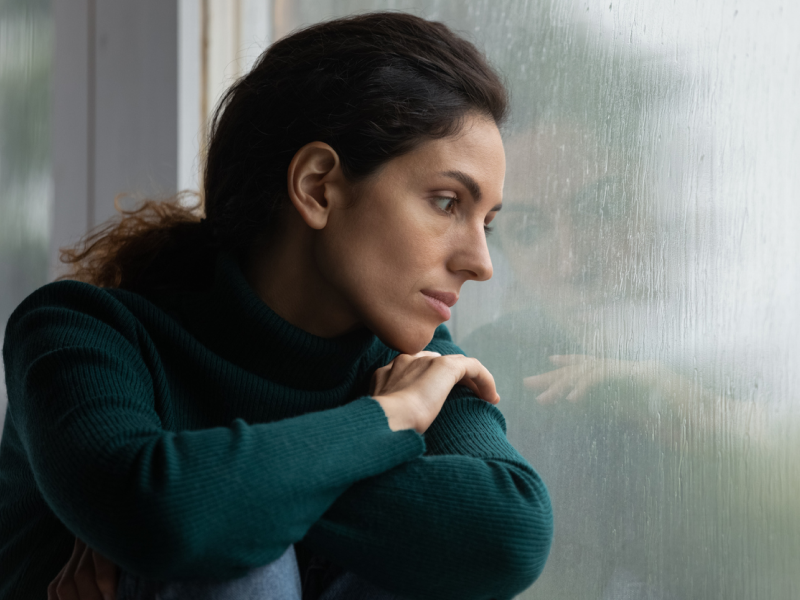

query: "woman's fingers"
left=370, top=352, right=441, bottom=395
left=369, top=364, right=388, bottom=396
left=47, top=564, right=68, bottom=600
left=389, top=352, right=498, bottom=404
left=93, top=549, right=118, bottom=600
left=451, top=356, right=499, bottom=404
left=458, top=376, right=482, bottom=398
left=370, top=352, right=499, bottom=433
left=51, top=537, right=84, bottom=600
left=74, top=544, right=104, bottom=600
left=48, top=538, right=116, bottom=600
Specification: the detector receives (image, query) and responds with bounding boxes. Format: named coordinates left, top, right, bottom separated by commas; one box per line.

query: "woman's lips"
left=420, top=290, right=458, bottom=321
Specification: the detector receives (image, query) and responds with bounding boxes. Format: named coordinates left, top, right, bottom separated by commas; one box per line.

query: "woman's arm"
left=303, top=391, right=552, bottom=600
left=301, top=331, right=554, bottom=600
left=3, top=283, right=426, bottom=581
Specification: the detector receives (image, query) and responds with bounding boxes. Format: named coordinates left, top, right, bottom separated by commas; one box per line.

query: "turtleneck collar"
left=171, top=250, right=381, bottom=390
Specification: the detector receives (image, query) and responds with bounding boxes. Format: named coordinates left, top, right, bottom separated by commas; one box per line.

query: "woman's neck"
left=242, top=219, right=363, bottom=339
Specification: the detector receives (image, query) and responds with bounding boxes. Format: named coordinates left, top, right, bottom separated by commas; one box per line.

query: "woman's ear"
left=286, top=142, right=346, bottom=230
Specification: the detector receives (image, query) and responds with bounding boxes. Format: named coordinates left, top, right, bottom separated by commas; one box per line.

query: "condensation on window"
left=270, top=1, right=800, bottom=598
left=0, top=0, right=52, bottom=435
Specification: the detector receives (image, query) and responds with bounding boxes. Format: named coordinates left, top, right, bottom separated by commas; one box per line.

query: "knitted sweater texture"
left=0, top=251, right=552, bottom=599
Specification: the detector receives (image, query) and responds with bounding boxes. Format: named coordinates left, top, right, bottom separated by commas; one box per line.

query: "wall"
left=50, top=0, right=178, bottom=281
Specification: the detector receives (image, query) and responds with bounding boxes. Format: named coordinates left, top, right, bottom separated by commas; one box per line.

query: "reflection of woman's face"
left=318, top=114, right=506, bottom=353
left=499, top=125, right=638, bottom=310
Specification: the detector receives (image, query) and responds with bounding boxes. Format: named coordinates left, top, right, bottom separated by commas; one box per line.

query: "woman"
left=0, top=12, right=553, bottom=600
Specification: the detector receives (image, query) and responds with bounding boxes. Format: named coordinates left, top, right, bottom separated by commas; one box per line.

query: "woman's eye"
left=432, top=196, right=457, bottom=213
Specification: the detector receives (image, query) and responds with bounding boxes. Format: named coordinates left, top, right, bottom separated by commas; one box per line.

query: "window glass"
left=0, top=0, right=52, bottom=433
left=270, top=1, right=800, bottom=597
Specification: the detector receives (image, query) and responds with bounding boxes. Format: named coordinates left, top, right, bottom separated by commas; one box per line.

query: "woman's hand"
left=48, top=537, right=118, bottom=600
left=371, top=351, right=500, bottom=434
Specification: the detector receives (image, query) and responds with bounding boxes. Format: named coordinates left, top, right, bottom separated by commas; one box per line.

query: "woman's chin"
left=374, top=323, right=438, bottom=356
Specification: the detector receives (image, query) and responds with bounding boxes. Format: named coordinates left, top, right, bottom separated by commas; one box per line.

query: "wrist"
left=373, top=393, right=420, bottom=433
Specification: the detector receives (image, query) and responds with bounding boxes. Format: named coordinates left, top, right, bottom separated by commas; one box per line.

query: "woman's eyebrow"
left=439, top=170, right=502, bottom=211
left=440, top=170, right=482, bottom=202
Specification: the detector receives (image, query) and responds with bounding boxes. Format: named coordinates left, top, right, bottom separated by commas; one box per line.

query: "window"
left=0, top=0, right=52, bottom=434
left=5, top=1, right=796, bottom=596
left=240, top=2, right=797, bottom=597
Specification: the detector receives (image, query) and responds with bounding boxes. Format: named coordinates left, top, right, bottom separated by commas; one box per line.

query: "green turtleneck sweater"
left=0, top=251, right=552, bottom=600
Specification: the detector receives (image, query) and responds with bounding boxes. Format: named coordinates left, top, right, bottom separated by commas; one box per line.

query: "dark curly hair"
left=59, top=11, right=508, bottom=293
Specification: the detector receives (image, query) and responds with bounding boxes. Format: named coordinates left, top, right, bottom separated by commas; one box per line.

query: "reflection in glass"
left=1, top=0, right=790, bottom=596
left=273, top=2, right=800, bottom=597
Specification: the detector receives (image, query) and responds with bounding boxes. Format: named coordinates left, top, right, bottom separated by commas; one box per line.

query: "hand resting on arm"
left=49, top=350, right=501, bottom=599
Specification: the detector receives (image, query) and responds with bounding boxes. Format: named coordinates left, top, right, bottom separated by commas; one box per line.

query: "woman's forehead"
left=388, top=118, right=506, bottom=190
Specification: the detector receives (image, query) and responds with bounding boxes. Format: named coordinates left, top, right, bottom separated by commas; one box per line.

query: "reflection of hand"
left=524, top=355, right=661, bottom=404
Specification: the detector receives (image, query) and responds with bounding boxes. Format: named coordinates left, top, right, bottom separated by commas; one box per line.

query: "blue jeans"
left=116, top=545, right=407, bottom=600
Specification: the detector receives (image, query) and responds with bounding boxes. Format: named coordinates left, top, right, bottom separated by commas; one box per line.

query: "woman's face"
left=318, top=114, right=506, bottom=353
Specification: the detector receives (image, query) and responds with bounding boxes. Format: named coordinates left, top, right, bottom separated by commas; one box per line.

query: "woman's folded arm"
left=303, top=390, right=554, bottom=600
left=3, top=289, right=426, bottom=580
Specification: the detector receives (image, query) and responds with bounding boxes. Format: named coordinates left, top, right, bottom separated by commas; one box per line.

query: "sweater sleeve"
left=301, top=327, right=554, bottom=600
left=2, top=282, right=426, bottom=580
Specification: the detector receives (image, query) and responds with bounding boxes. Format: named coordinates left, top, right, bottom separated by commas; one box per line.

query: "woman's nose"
left=451, top=223, right=494, bottom=281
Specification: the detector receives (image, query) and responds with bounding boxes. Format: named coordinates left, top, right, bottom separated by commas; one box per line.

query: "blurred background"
left=1, top=0, right=798, bottom=597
